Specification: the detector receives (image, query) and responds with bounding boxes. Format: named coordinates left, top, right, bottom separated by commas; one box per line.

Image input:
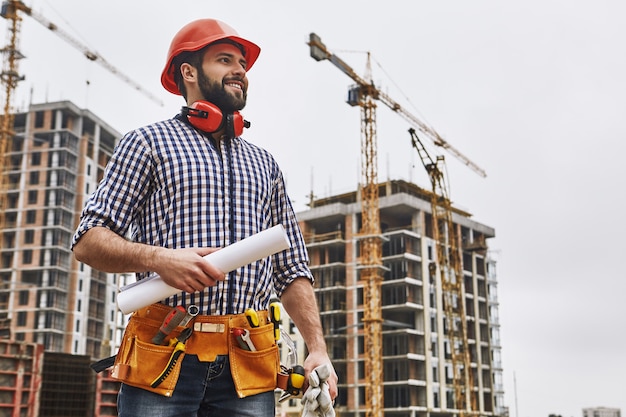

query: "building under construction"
left=297, top=179, right=505, bottom=417
left=0, top=100, right=127, bottom=357
left=0, top=101, right=127, bottom=416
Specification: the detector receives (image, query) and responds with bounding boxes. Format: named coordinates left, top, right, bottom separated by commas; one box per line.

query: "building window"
left=25, top=210, right=36, bottom=224
left=21, top=270, right=41, bottom=285
left=24, top=230, right=34, bottom=244
left=29, top=171, right=39, bottom=185
left=16, top=311, right=27, bottom=326
left=18, top=290, right=28, bottom=305
left=27, top=190, right=38, bottom=204
left=22, top=250, right=32, bottom=264
left=34, top=111, right=45, bottom=128
left=31, top=152, right=41, bottom=166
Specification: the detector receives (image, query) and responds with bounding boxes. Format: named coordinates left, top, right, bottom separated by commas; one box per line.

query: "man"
left=72, top=18, right=337, bottom=416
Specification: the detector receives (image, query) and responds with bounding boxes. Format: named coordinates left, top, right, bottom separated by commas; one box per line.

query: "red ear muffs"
left=183, top=101, right=247, bottom=137
left=185, top=101, right=223, bottom=133
left=228, top=113, right=247, bottom=138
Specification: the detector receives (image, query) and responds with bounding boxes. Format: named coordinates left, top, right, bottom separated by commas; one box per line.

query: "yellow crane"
left=409, top=127, right=476, bottom=416
left=308, top=33, right=485, bottom=417
left=0, top=0, right=163, bottom=248
left=1, top=1, right=163, bottom=106
left=0, top=0, right=23, bottom=251
left=309, top=33, right=384, bottom=417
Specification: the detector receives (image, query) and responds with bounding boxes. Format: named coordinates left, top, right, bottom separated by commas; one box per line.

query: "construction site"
left=0, top=2, right=505, bottom=416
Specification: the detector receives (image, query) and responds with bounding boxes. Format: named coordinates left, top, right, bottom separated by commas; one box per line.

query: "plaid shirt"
left=72, top=117, right=313, bottom=315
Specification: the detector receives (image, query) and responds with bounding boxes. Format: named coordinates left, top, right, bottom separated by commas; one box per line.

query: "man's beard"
left=197, top=70, right=247, bottom=113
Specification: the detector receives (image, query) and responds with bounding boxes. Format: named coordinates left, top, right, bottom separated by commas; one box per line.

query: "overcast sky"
left=6, top=1, right=625, bottom=416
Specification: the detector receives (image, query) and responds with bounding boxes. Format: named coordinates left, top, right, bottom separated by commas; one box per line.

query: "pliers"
left=150, top=327, right=193, bottom=388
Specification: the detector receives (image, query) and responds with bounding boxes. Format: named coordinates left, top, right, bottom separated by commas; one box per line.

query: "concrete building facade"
left=297, top=179, right=505, bottom=416
left=0, top=100, right=127, bottom=359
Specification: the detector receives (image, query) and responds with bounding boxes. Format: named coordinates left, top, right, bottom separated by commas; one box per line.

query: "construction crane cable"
left=308, top=32, right=486, bottom=178
left=372, top=56, right=434, bottom=127
left=2, top=0, right=163, bottom=106
left=37, top=0, right=91, bottom=49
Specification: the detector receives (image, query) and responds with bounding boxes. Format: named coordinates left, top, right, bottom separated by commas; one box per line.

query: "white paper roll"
left=117, top=224, right=291, bottom=314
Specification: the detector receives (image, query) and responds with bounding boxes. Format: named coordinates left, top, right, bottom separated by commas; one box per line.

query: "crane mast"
left=309, top=32, right=384, bottom=417
left=409, top=128, right=476, bottom=416
left=0, top=0, right=24, bottom=249
left=358, top=56, right=385, bottom=417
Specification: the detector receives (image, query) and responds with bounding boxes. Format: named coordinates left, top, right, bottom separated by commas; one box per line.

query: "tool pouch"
left=228, top=322, right=280, bottom=398
left=111, top=313, right=184, bottom=397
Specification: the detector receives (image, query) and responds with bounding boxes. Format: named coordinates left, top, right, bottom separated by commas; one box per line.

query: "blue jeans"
left=117, top=355, right=275, bottom=417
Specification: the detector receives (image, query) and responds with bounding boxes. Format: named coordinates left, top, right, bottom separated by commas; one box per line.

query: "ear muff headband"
left=183, top=101, right=248, bottom=137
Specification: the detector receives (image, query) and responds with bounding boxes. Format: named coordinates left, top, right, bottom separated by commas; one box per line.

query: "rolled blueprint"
left=117, top=224, right=291, bottom=314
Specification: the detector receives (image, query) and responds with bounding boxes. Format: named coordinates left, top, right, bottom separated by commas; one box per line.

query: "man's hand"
left=154, top=247, right=225, bottom=293
left=301, top=364, right=336, bottom=417
left=73, top=227, right=225, bottom=292
left=281, top=278, right=338, bottom=402
left=303, top=350, right=338, bottom=401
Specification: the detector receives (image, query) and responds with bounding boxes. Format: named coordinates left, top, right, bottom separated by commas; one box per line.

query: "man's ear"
left=180, top=62, right=197, bottom=83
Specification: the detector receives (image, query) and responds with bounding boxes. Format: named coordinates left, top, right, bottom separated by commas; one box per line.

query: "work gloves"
left=301, top=364, right=335, bottom=417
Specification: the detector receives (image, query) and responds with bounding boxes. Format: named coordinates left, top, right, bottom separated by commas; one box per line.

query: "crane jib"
left=307, top=32, right=486, bottom=178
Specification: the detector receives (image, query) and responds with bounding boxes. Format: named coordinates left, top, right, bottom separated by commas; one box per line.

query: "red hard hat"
left=161, top=19, right=261, bottom=95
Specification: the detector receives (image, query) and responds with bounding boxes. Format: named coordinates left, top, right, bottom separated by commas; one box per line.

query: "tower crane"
left=409, top=127, right=476, bottom=416
left=308, top=33, right=486, bottom=179
left=0, top=0, right=163, bottom=248
left=1, top=0, right=163, bottom=107
left=308, top=33, right=485, bottom=417
left=309, top=33, right=384, bottom=417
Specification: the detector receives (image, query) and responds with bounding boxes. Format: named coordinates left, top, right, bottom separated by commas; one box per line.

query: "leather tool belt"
left=111, top=303, right=280, bottom=398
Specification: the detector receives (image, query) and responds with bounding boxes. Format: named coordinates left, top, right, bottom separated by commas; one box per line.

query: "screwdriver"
left=245, top=308, right=260, bottom=328
left=151, top=327, right=193, bottom=388
left=152, top=306, right=187, bottom=345
left=269, top=301, right=281, bottom=341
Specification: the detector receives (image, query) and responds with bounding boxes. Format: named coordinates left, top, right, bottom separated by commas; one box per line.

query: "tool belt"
left=110, top=303, right=280, bottom=398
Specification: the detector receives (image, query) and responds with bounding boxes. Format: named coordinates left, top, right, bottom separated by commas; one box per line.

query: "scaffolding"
left=0, top=339, right=43, bottom=417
